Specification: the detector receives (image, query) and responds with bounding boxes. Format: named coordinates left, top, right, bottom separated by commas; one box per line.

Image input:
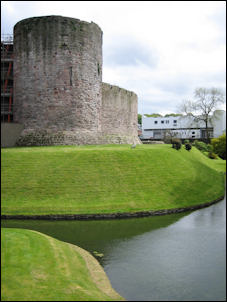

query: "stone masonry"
left=13, top=15, right=140, bottom=146
left=101, top=83, right=139, bottom=144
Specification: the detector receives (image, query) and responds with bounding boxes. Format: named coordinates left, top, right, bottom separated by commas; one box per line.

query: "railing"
left=1, top=53, right=13, bottom=60
left=1, top=71, right=13, bottom=79
left=1, top=34, right=13, bottom=44
left=1, top=35, right=14, bottom=123
left=1, top=103, right=13, bottom=114
left=1, top=35, right=14, bottom=60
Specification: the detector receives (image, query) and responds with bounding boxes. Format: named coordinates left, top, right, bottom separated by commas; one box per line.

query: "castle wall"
left=101, top=83, right=140, bottom=144
left=13, top=15, right=103, bottom=145
left=1, top=123, right=23, bottom=147
left=10, top=15, right=140, bottom=146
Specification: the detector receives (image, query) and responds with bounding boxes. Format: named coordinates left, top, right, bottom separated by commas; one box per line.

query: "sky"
left=1, top=1, right=226, bottom=115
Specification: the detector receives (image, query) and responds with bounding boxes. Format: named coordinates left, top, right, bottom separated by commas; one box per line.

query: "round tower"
left=13, top=15, right=103, bottom=145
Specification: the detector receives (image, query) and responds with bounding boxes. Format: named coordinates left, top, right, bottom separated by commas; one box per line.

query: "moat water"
left=2, top=195, right=226, bottom=301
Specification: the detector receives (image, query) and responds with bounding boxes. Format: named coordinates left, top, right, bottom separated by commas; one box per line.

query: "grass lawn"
left=1, top=228, right=124, bottom=301
left=1, top=144, right=226, bottom=215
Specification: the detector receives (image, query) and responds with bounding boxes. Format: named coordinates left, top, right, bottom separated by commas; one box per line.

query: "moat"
left=2, top=194, right=226, bottom=301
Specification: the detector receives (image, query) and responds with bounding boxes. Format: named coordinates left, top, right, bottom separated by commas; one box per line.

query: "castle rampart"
left=9, top=15, right=140, bottom=146
left=101, top=83, right=140, bottom=144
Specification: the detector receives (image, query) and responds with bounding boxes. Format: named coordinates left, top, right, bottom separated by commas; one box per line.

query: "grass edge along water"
left=1, top=228, right=124, bottom=301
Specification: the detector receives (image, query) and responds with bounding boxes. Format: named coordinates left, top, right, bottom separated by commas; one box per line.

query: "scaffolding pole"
left=1, top=34, right=14, bottom=122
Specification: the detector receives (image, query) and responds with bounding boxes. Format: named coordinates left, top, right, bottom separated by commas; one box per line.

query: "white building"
left=142, top=110, right=226, bottom=140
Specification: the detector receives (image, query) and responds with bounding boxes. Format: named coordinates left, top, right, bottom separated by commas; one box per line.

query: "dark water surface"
left=2, top=196, right=226, bottom=301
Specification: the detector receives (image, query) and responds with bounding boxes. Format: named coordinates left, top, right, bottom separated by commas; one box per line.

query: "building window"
left=154, top=131, right=162, bottom=137
left=154, top=121, right=158, bottom=124
left=161, top=120, right=164, bottom=124
left=165, top=120, right=169, bottom=124
left=192, top=131, right=195, bottom=134
left=173, top=120, right=177, bottom=124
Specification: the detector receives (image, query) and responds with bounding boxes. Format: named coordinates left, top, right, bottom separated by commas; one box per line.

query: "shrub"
left=163, top=136, right=172, bottom=144
left=194, top=140, right=210, bottom=152
left=171, top=138, right=182, bottom=150
left=207, top=144, right=213, bottom=152
left=192, top=139, right=198, bottom=146
left=211, top=133, right=226, bottom=160
left=185, top=143, right=192, bottom=151
left=184, top=139, right=190, bottom=144
left=208, top=151, right=218, bottom=159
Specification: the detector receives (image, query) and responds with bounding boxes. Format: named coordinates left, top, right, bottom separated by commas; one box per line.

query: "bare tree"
left=163, top=129, right=177, bottom=143
left=178, top=88, right=225, bottom=143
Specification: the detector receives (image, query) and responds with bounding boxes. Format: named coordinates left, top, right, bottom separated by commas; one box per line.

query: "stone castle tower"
left=13, top=16, right=140, bottom=146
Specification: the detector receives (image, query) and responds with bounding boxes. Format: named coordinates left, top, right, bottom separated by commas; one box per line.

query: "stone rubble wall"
left=101, top=83, right=141, bottom=144
left=11, top=15, right=140, bottom=147
left=1, top=123, right=24, bottom=147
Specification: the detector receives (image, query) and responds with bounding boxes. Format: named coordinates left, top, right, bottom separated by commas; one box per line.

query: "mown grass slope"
left=1, top=144, right=225, bottom=215
left=1, top=228, right=124, bottom=301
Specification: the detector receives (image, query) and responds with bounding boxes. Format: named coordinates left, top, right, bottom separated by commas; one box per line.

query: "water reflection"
left=103, top=197, right=226, bottom=301
left=1, top=196, right=226, bottom=301
left=1, top=211, right=190, bottom=257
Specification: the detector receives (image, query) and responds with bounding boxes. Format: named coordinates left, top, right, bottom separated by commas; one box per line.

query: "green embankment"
left=1, top=228, right=124, bottom=301
left=1, top=144, right=225, bottom=215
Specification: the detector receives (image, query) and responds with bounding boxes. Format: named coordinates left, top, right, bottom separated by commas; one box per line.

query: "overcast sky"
left=1, top=1, right=226, bottom=115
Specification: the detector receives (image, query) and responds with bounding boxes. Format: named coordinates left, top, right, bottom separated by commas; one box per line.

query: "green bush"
left=207, top=144, right=213, bottom=152
left=185, top=143, right=192, bottom=151
left=194, top=140, right=210, bottom=152
left=163, top=136, right=172, bottom=144
left=211, top=133, right=226, bottom=160
left=208, top=151, right=218, bottom=159
left=171, top=138, right=182, bottom=150
left=192, top=139, right=197, bottom=145
left=184, top=139, right=190, bottom=144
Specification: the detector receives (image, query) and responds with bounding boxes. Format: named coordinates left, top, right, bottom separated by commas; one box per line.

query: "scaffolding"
left=1, top=34, right=14, bottom=122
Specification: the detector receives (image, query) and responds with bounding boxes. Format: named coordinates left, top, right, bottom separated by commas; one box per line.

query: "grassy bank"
left=1, top=228, right=124, bottom=301
left=1, top=144, right=225, bottom=215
